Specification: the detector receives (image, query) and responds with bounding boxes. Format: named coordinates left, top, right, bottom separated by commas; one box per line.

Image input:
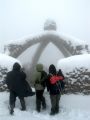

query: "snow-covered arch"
left=4, top=31, right=90, bottom=81
left=5, top=33, right=72, bottom=57
left=4, top=20, right=90, bottom=82
left=4, top=31, right=89, bottom=56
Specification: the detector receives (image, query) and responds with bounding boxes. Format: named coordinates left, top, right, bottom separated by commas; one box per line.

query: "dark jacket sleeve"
left=5, top=72, right=12, bottom=90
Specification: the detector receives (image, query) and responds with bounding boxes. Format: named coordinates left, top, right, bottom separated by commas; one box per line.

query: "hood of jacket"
left=36, top=64, right=43, bottom=72
left=13, top=62, right=21, bottom=71
left=49, top=64, right=56, bottom=75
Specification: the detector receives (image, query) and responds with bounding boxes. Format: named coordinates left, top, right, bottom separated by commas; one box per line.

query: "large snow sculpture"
left=4, top=21, right=90, bottom=86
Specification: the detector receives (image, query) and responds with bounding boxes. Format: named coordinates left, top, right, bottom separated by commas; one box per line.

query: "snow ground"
left=0, top=91, right=90, bottom=120
left=0, top=48, right=90, bottom=120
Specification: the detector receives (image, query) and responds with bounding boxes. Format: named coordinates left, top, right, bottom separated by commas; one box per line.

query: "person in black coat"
left=6, top=62, right=35, bottom=115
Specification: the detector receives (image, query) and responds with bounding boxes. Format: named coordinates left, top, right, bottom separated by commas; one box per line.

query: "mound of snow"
left=0, top=53, right=21, bottom=71
left=57, top=54, right=90, bottom=74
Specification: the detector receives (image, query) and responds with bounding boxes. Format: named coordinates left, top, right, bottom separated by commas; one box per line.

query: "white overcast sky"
left=0, top=0, right=90, bottom=52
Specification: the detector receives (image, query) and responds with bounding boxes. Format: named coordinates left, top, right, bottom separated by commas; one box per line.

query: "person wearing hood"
left=32, top=64, right=47, bottom=112
left=6, top=62, right=35, bottom=115
left=46, top=64, right=63, bottom=115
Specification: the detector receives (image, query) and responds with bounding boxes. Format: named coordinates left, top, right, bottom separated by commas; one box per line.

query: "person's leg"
left=36, top=98, right=41, bottom=112
left=36, top=90, right=42, bottom=112
left=9, top=91, right=16, bottom=115
left=50, top=95, right=56, bottom=115
left=41, top=90, right=46, bottom=109
left=18, top=96, right=26, bottom=111
left=55, top=94, right=61, bottom=114
left=42, top=96, right=46, bottom=109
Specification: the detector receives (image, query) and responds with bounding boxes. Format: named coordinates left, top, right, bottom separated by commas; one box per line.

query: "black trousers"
left=36, top=90, right=46, bottom=111
left=9, top=90, right=26, bottom=111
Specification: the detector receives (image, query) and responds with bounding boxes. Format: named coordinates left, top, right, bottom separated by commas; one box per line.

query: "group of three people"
left=6, top=62, right=65, bottom=115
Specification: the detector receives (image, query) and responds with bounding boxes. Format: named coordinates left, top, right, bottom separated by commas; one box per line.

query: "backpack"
left=35, top=71, right=47, bottom=87
left=50, top=75, right=64, bottom=92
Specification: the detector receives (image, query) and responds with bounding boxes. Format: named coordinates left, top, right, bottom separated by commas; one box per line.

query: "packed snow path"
left=0, top=91, right=90, bottom=120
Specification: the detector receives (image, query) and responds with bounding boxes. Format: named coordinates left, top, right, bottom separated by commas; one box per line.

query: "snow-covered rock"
left=57, top=54, right=90, bottom=73
left=57, top=54, right=90, bottom=94
left=0, top=53, right=21, bottom=71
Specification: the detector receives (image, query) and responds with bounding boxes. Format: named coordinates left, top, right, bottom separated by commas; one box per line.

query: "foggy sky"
left=0, top=0, right=90, bottom=52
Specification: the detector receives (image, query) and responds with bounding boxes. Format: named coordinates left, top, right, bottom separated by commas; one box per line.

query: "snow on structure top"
left=4, top=31, right=90, bottom=58
left=44, top=19, right=57, bottom=30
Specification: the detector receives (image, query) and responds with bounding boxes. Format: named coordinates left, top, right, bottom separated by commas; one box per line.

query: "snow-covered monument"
left=4, top=20, right=89, bottom=58
left=4, top=20, right=90, bottom=94
left=4, top=20, right=90, bottom=67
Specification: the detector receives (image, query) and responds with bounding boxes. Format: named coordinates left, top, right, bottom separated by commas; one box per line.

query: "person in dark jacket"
left=32, top=64, right=47, bottom=112
left=57, top=69, right=65, bottom=91
left=46, top=64, right=64, bottom=115
left=6, top=62, right=35, bottom=115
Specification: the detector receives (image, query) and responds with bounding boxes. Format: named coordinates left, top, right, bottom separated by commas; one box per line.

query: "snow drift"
left=57, top=54, right=90, bottom=94
left=0, top=53, right=21, bottom=71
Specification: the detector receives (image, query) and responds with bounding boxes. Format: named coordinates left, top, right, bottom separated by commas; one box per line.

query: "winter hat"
left=36, top=64, right=43, bottom=72
left=49, top=64, right=56, bottom=74
left=13, top=62, right=21, bottom=71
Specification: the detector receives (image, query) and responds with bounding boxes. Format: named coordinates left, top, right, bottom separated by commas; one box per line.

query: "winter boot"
left=10, top=109, right=14, bottom=115
left=55, top=109, right=59, bottom=114
left=9, top=104, right=14, bottom=115
left=50, top=108, right=56, bottom=115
